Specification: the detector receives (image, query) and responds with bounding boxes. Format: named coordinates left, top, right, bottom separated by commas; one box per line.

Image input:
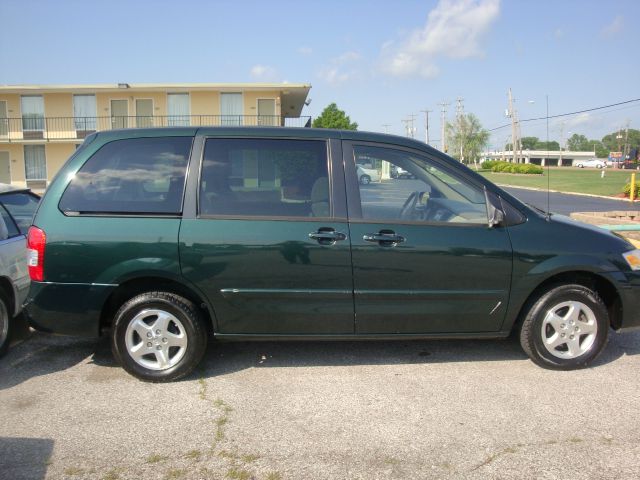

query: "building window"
left=220, top=93, right=243, bottom=126
left=21, top=96, right=45, bottom=131
left=167, top=94, right=190, bottom=126
left=24, top=145, right=47, bottom=180
left=73, top=95, right=97, bottom=131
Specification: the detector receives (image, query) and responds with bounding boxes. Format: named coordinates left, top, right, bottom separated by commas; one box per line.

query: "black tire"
left=0, top=292, right=11, bottom=358
left=360, top=174, right=371, bottom=185
left=520, top=284, right=609, bottom=370
left=111, top=292, right=207, bottom=382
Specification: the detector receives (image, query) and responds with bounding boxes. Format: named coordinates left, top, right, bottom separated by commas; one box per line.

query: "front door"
left=0, top=152, right=10, bottom=184
left=180, top=136, right=354, bottom=335
left=110, top=100, right=128, bottom=129
left=345, top=142, right=513, bottom=334
left=257, top=99, right=276, bottom=126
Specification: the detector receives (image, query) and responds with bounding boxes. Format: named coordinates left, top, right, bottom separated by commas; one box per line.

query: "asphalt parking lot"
left=2, top=324, right=640, bottom=480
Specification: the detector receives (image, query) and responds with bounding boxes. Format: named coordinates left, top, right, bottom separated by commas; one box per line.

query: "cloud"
left=317, top=51, right=362, bottom=86
left=380, top=0, right=500, bottom=78
left=297, top=46, right=313, bottom=55
left=601, top=15, right=623, bottom=37
left=249, top=64, right=278, bottom=81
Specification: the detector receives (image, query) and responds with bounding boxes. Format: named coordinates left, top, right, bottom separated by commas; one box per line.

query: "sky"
left=1, top=0, right=639, bottom=150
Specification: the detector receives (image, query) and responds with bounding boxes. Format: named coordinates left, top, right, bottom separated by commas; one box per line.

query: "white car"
left=357, top=165, right=381, bottom=185
left=575, top=159, right=606, bottom=169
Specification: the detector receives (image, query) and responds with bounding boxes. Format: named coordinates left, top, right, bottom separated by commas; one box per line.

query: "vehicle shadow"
left=2, top=329, right=638, bottom=387
left=0, top=436, right=53, bottom=480
left=192, top=329, right=640, bottom=379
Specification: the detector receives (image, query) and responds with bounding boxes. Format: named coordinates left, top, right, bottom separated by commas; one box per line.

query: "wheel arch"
left=99, top=276, right=216, bottom=335
left=509, top=270, right=622, bottom=334
left=0, top=276, right=17, bottom=316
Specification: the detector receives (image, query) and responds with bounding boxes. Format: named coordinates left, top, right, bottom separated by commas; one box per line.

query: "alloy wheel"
left=541, top=300, right=597, bottom=359
left=124, top=309, right=188, bottom=370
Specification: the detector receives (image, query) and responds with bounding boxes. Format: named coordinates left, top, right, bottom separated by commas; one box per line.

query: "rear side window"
left=0, top=192, right=39, bottom=234
left=199, top=138, right=329, bottom=218
left=59, top=137, right=192, bottom=214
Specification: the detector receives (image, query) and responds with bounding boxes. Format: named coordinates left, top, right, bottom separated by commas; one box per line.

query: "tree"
left=534, top=140, right=560, bottom=151
left=567, top=134, right=590, bottom=151
left=588, top=140, right=608, bottom=158
left=602, top=128, right=640, bottom=155
left=312, top=103, right=358, bottom=130
left=446, top=113, right=489, bottom=164
left=506, top=137, right=559, bottom=151
left=521, top=136, right=540, bottom=150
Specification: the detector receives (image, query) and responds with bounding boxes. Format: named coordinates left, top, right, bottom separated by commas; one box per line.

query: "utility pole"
left=438, top=101, right=450, bottom=153
left=623, top=121, right=631, bottom=160
left=507, top=88, right=519, bottom=164
left=616, top=126, right=623, bottom=152
left=559, top=122, right=566, bottom=166
left=456, top=97, right=465, bottom=162
left=401, top=116, right=416, bottom=138
left=420, top=109, right=432, bottom=144
left=381, top=124, right=391, bottom=134
left=455, top=97, right=464, bottom=120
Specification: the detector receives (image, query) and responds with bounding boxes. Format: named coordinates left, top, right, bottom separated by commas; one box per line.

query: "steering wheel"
left=399, top=191, right=422, bottom=220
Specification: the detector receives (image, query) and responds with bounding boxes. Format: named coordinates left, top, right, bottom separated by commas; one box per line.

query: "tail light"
left=27, top=226, right=46, bottom=281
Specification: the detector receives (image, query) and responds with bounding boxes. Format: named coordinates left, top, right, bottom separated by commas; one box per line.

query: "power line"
left=488, top=97, right=640, bottom=132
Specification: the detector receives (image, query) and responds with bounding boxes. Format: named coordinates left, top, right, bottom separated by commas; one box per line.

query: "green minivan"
left=24, top=127, right=640, bottom=381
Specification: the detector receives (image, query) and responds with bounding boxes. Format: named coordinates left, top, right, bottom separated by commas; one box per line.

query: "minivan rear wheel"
left=111, top=292, right=207, bottom=382
left=520, top=284, right=609, bottom=370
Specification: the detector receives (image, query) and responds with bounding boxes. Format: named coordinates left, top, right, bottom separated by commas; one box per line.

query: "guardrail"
left=0, top=115, right=312, bottom=141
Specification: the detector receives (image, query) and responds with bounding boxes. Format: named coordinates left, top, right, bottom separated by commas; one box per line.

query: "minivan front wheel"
left=112, top=292, right=207, bottom=382
left=520, top=284, right=609, bottom=370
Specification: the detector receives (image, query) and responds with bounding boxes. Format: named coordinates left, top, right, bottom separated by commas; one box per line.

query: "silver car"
left=0, top=183, right=39, bottom=356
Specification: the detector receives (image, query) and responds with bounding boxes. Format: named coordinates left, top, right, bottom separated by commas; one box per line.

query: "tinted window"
left=355, top=145, right=487, bottom=224
left=59, top=137, right=192, bottom=214
left=0, top=192, right=39, bottom=234
left=200, top=139, right=329, bottom=218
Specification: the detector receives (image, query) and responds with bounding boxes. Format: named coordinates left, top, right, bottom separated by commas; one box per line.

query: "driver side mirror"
left=484, top=188, right=505, bottom=228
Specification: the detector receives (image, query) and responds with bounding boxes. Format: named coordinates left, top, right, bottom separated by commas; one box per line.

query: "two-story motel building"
left=0, top=83, right=311, bottom=191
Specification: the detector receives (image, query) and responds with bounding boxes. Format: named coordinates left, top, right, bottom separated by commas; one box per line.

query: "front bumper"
left=24, top=281, right=116, bottom=338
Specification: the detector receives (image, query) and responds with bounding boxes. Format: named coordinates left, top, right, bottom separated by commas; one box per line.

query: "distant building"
left=482, top=149, right=596, bottom=167
left=0, top=83, right=311, bottom=189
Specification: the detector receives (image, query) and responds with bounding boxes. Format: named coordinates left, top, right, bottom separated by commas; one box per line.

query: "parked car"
left=25, top=128, right=640, bottom=381
left=391, top=166, right=415, bottom=179
left=575, top=159, right=606, bottom=168
left=356, top=165, right=380, bottom=184
left=0, top=184, right=40, bottom=357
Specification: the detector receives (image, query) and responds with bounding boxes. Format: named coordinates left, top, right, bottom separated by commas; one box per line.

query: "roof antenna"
left=546, top=94, right=551, bottom=220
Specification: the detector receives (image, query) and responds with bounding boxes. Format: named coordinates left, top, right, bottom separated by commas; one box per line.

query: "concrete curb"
left=496, top=184, right=640, bottom=203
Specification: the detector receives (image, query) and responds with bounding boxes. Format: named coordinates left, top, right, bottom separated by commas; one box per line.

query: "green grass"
left=477, top=167, right=635, bottom=197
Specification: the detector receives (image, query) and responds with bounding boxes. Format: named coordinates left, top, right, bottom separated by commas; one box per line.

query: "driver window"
left=354, top=145, right=487, bottom=224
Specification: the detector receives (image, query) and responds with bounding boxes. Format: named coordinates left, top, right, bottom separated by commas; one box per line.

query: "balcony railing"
left=0, top=115, right=312, bottom=142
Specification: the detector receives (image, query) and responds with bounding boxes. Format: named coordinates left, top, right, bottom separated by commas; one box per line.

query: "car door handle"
left=363, top=231, right=406, bottom=246
left=309, top=229, right=347, bottom=245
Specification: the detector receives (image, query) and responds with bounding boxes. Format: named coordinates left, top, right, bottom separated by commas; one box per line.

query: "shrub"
left=489, top=161, right=542, bottom=174
left=623, top=182, right=640, bottom=198
left=481, top=160, right=497, bottom=170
